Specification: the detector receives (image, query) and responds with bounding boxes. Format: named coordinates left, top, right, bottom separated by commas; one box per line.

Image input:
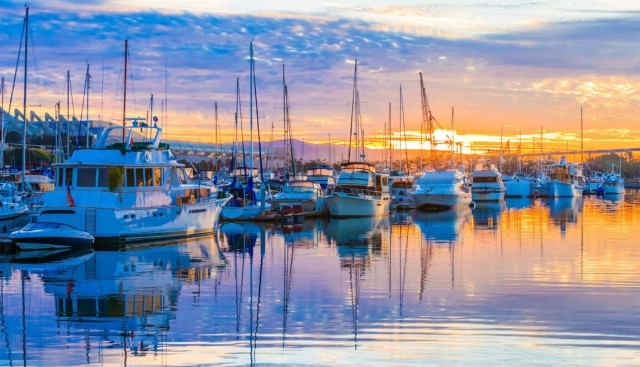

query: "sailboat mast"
left=122, top=39, right=128, bottom=142
left=580, top=107, right=584, bottom=164
left=21, top=5, right=29, bottom=185
left=388, top=102, right=392, bottom=170
left=249, top=41, right=254, bottom=175
left=1, top=76, right=4, bottom=168
left=348, top=60, right=358, bottom=162
left=85, top=62, right=90, bottom=148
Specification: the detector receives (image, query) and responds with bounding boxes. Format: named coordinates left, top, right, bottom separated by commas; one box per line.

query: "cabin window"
left=57, top=168, right=65, bottom=186
left=65, top=167, right=73, bottom=186
left=97, top=168, right=109, bottom=187
left=77, top=168, right=97, bottom=187
left=178, top=168, right=188, bottom=184
left=136, top=168, right=144, bottom=187
left=145, top=168, right=153, bottom=186
left=126, top=168, right=135, bottom=187
left=153, top=168, right=162, bottom=186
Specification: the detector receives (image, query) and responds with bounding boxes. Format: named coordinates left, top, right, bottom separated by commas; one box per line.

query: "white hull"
left=545, top=181, right=582, bottom=197
left=471, top=187, right=505, bottom=201
left=325, top=193, right=390, bottom=217
left=221, top=202, right=271, bottom=221
left=505, top=179, right=535, bottom=198
left=412, top=192, right=472, bottom=210
left=39, top=198, right=229, bottom=244
left=602, top=186, right=625, bottom=195
left=13, top=241, right=70, bottom=250
left=270, top=198, right=326, bottom=217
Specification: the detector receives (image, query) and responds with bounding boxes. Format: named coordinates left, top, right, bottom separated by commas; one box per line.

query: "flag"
left=66, top=185, right=76, bottom=207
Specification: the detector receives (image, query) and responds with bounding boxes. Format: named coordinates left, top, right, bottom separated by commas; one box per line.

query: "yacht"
left=36, top=121, right=231, bottom=245
left=601, top=172, right=625, bottom=195
left=305, top=166, right=336, bottom=194
left=325, top=162, right=391, bottom=217
left=412, top=168, right=472, bottom=211
left=544, top=156, right=584, bottom=197
left=469, top=162, right=505, bottom=201
left=271, top=180, right=327, bottom=217
left=0, top=181, right=29, bottom=221
left=389, top=173, right=416, bottom=210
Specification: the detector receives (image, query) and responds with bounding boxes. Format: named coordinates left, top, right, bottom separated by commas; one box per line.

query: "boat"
left=19, top=173, right=55, bottom=211
left=601, top=158, right=625, bottom=195
left=469, top=161, right=505, bottom=201
left=325, top=162, right=391, bottom=217
left=412, top=168, right=472, bottom=211
left=544, top=156, right=584, bottom=197
left=36, top=120, right=230, bottom=244
left=221, top=42, right=271, bottom=221
left=270, top=180, right=327, bottom=217
left=324, top=60, right=391, bottom=218
left=0, top=181, right=29, bottom=221
left=8, top=221, right=94, bottom=250
left=389, top=174, right=416, bottom=210
left=305, top=166, right=336, bottom=194
left=505, top=175, right=539, bottom=198
left=602, top=172, right=625, bottom=195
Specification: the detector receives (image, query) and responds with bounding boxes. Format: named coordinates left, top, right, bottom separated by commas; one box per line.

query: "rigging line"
left=7, top=7, right=27, bottom=115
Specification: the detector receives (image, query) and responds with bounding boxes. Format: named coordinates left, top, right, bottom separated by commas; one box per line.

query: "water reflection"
left=0, top=236, right=226, bottom=366
left=1, top=196, right=640, bottom=366
left=543, top=197, right=583, bottom=234
left=413, top=207, right=472, bottom=243
left=472, top=201, right=505, bottom=230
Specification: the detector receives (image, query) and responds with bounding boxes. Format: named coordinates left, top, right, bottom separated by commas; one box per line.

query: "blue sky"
left=1, top=0, right=639, bottom=151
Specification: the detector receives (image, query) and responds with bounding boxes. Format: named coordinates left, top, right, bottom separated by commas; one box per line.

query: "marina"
left=1, top=193, right=639, bottom=366
left=0, top=2, right=639, bottom=366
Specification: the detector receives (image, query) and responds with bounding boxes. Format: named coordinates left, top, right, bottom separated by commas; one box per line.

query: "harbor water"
left=1, top=192, right=639, bottom=366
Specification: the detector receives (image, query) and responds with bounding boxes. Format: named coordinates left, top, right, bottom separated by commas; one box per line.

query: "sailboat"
left=324, top=60, right=391, bottom=217
left=1, top=7, right=31, bottom=220
left=221, top=42, right=272, bottom=221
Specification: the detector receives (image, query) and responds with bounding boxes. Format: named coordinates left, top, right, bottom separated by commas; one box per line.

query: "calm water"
left=1, top=192, right=639, bottom=366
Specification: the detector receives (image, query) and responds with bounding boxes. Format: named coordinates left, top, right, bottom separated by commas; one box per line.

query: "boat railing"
left=334, top=185, right=382, bottom=197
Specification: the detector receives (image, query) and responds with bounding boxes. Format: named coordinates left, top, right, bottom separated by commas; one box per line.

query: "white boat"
left=270, top=180, right=326, bottom=217
left=19, top=173, right=55, bottom=211
left=0, top=182, right=29, bottom=221
left=505, top=175, right=539, bottom=198
left=325, top=162, right=391, bottom=217
left=544, top=156, right=584, bottom=197
left=470, top=162, right=505, bottom=201
left=389, top=174, right=416, bottom=210
left=412, top=168, right=472, bottom=211
left=8, top=221, right=94, bottom=251
left=36, top=121, right=231, bottom=245
left=325, top=61, right=391, bottom=218
left=602, top=172, right=625, bottom=195
left=305, top=166, right=336, bottom=194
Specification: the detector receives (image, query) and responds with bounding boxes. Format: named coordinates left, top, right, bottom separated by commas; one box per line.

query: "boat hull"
left=545, top=181, right=582, bottom=197
left=471, top=188, right=505, bottom=202
left=325, top=193, right=390, bottom=217
left=412, top=192, right=472, bottom=211
left=38, top=197, right=230, bottom=245
left=505, top=179, right=535, bottom=198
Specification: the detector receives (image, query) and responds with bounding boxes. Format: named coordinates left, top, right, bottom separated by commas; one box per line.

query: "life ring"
left=143, top=151, right=152, bottom=163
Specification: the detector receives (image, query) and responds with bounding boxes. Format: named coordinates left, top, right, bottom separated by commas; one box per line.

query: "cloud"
left=1, top=3, right=638, bottom=150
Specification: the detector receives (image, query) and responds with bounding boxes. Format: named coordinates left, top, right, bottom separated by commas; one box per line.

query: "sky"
left=0, top=0, right=639, bottom=155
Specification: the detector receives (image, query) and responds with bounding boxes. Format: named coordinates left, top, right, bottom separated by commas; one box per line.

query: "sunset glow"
left=1, top=0, right=638, bottom=154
